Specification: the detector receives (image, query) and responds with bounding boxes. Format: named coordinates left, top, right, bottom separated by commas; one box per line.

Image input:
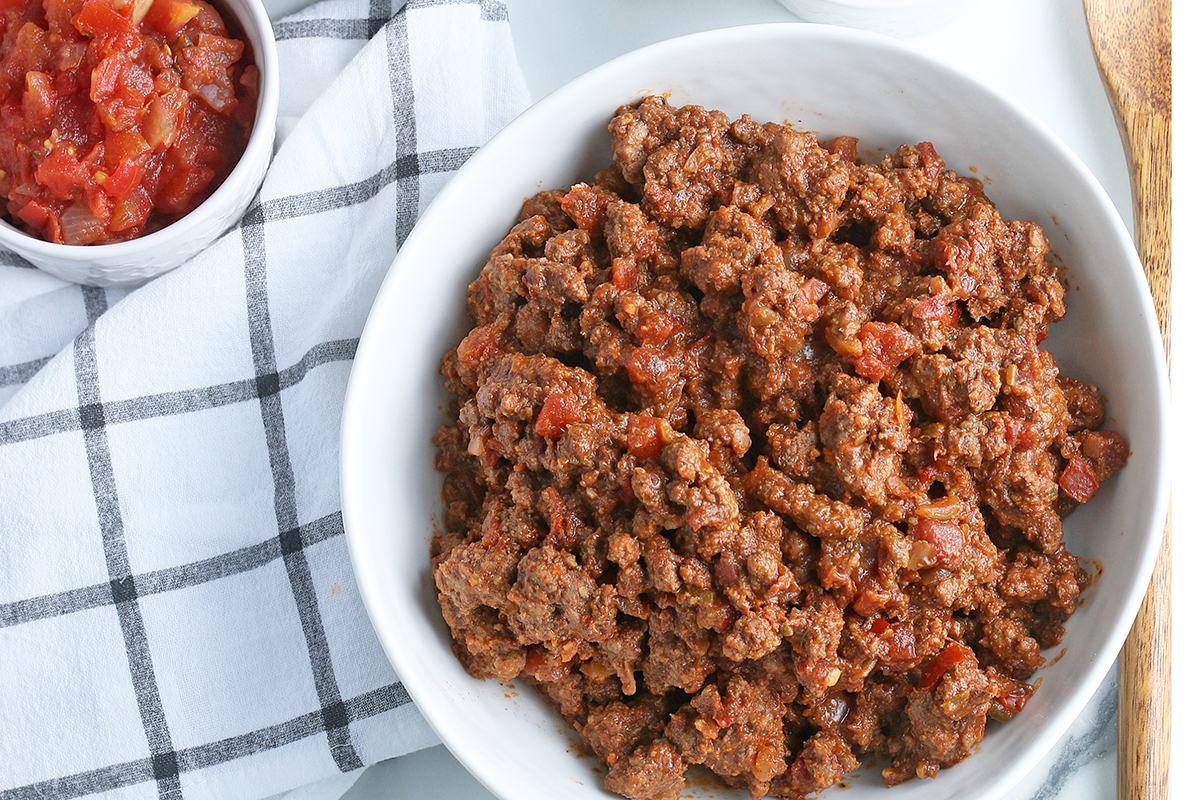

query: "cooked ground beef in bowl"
left=431, top=95, right=1128, bottom=800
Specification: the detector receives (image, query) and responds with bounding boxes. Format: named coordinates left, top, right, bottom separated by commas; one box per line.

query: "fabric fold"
left=0, top=1, right=530, bottom=798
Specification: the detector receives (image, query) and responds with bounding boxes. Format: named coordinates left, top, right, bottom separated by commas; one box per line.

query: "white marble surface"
left=338, top=0, right=1131, bottom=798
left=252, top=0, right=1159, bottom=796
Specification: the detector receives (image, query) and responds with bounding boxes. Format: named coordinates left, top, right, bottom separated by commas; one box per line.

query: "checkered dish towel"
left=0, top=1, right=529, bottom=798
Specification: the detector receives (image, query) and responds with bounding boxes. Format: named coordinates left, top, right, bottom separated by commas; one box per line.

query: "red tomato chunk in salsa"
left=0, top=0, right=257, bottom=244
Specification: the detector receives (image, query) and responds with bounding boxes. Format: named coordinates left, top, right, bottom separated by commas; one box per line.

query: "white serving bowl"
left=775, top=0, right=982, bottom=38
left=0, top=0, right=279, bottom=287
left=341, top=23, right=1168, bottom=800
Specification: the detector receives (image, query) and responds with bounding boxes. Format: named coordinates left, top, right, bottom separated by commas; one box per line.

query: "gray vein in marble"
left=1029, top=671, right=1118, bottom=800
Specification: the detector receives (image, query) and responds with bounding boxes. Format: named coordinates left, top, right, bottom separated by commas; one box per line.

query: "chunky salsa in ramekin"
left=0, top=0, right=258, bottom=244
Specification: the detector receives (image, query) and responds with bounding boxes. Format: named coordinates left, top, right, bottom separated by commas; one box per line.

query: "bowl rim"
left=341, top=20, right=1169, bottom=800
left=0, top=0, right=280, bottom=257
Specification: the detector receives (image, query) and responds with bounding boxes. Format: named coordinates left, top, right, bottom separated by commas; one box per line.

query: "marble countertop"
left=262, top=0, right=1136, bottom=796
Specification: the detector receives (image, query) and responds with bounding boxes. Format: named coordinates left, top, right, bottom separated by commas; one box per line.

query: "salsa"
left=0, top=0, right=257, bottom=244
left=431, top=96, right=1130, bottom=799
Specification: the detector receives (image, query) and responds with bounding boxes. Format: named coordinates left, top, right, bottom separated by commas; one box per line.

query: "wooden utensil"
left=1081, top=1, right=1171, bottom=797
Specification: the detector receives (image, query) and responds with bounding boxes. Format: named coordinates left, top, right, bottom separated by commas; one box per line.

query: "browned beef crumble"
left=431, top=96, right=1128, bottom=799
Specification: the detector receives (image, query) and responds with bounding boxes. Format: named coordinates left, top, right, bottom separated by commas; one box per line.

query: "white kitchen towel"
left=0, top=1, right=529, bottom=798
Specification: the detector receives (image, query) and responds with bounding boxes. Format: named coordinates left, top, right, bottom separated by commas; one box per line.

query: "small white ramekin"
left=0, top=0, right=279, bottom=287
left=776, top=0, right=983, bottom=38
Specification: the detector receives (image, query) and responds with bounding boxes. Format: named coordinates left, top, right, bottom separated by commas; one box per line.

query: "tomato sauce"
left=0, top=0, right=257, bottom=244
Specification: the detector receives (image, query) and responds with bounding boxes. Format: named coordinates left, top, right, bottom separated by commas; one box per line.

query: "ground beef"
left=431, top=96, right=1128, bottom=799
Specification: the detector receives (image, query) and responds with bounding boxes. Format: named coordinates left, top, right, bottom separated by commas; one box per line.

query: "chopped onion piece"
left=60, top=203, right=107, bottom=246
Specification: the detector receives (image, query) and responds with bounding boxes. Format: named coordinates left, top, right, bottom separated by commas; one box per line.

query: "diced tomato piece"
left=867, top=617, right=917, bottom=665
left=34, top=150, right=90, bottom=199
left=853, top=588, right=886, bottom=616
left=534, top=392, right=580, bottom=441
left=851, top=321, right=920, bottom=382
left=994, top=678, right=1036, bottom=715
left=611, top=257, right=637, bottom=291
left=89, top=55, right=121, bottom=102
left=995, top=413, right=1028, bottom=449
left=522, top=648, right=546, bottom=674
left=454, top=325, right=501, bottom=374
left=559, top=183, right=612, bottom=238
left=636, top=310, right=677, bottom=345
left=801, top=277, right=830, bottom=305
left=185, top=0, right=228, bottom=36
left=18, top=200, right=64, bottom=241
left=626, top=413, right=664, bottom=460
left=44, top=0, right=87, bottom=37
left=73, top=1, right=139, bottom=49
left=1059, top=456, right=1100, bottom=503
left=522, top=649, right=571, bottom=684
left=142, top=89, right=187, bottom=150
left=1081, top=429, right=1129, bottom=476
left=915, top=141, right=944, bottom=183
left=92, top=56, right=155, bottom=131
left=17, top=200, right=54, bottom=230
left=15, top=22, right=54, bottom=72
left=824, top=135, right=858, bottom=163
left=102, top=158, right=146, bottom=200
left=910, top=517, right=965, bottom=565
left=711, top=703, right=735, bottom=730
left=142, top=0, right=201, bottom=37
left=918, top=641, right=973, bottom=691
left=477, top=512, right=504, bottom=547
left=542, top=486, right=584, bottom=549
left=882, top=624, right=916, bottom=664
left=176, top=33, right=243, bottom=112
left=82, top=180, right=113, bottom=221
left=624, top=346, right=675, bottom=391
left=107, top=183, right=152, bottom=232
left=911, top=294, right=960, bottom=325
left=106, top=128, right=151, bottom=163
left=154, top=162, right=214, bottom=213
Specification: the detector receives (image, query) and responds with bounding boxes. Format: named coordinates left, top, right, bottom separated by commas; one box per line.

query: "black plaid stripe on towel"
left=0, top=2, right=529, bottom=798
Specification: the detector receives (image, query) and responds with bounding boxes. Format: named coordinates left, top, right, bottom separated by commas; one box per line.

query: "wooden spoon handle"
left=1120, top=106, right=1172, bottom=352
left=1081, top=1, right=1171, bottom=795
left=1120, top=519, right=1171, bottom=800
left=1117, top=108, right=1172, bottom=800
left=1100, top=23, right=1172, bottom=800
